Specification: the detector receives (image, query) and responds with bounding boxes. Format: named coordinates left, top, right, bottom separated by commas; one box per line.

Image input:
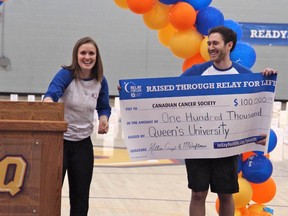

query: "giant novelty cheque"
left=119, top=73, right=277, bottom=160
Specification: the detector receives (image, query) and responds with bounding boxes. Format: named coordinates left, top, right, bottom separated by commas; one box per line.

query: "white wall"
left=0, top=0, right=286, bottom=98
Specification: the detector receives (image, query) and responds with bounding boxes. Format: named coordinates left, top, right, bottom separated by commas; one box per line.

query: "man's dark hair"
left=208, top=26, right=237, bottom=52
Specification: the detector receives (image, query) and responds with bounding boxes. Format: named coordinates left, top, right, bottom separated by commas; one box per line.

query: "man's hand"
left=256, top=134, right=267, bottom=146
left=262, top=68, right=277, bottom=76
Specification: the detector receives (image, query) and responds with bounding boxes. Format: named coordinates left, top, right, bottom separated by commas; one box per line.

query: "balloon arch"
left=114, top=1, right=276, bottom=215
left=114, top=0, right=256, bottom=72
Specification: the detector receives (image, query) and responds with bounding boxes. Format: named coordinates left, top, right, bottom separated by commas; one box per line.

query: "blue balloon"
left=230, top=42, right=256, bottom=68
left=196, top=6, right=224, bottom=36
left=182, top=0, right=212, bottom=10
left=224, top=19, right=243, bottom=41
left=159, top=0, right=179, bottom=4
left=0, top=2, right=3, bottom=6
left=268, top=129, right=278, bottom=152
left=242, top=155, right=273, bottom=183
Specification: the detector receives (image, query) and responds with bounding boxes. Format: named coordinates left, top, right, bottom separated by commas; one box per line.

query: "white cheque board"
left=119, top=73, right=277, bottom=160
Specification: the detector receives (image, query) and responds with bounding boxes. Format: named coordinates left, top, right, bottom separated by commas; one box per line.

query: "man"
left=181, top=26, right=277, bottom=216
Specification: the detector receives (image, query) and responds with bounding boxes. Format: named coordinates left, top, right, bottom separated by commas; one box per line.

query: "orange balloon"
left=249, top=212, right=272, bottom=216
left=250, top=178, right=276, bottom=204
left=215, top=197, right=220, bottom=213
left=242, top=151, right=256, bottom=161
left=200, top=36, right=210, bottom=61
left=158, top=24, right=177, bottom=47
left=234, top=209, right=242, bottom=216
left=248, top=203, right=265, bottom=213
left=143, top=1, right=170, bottom=30
left=233, top=177, right=253, bottom=209
left=114, top=0, right=129, bottom=9
left=238, top=207, right=249, bottom=216
left=190, top=25, right=197, bottom=31
left=170, top=30, right=203, bottom=59
left=127, top=0, right=156, bottom=14
left=182, top=53, right=205, bottom=72
left=169, top=2, right=197, bottom=31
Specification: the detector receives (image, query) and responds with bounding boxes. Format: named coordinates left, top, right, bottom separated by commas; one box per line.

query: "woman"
left=43, top=36, right=111, bottom=216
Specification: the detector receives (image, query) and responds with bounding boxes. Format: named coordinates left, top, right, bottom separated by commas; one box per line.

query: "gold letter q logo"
left=0, top=156, right=27, bottom=196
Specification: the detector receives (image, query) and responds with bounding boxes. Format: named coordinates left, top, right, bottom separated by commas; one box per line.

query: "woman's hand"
left=98, top=115, right=109, bottom=134
left=42, top=97, right=53, bottom=102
